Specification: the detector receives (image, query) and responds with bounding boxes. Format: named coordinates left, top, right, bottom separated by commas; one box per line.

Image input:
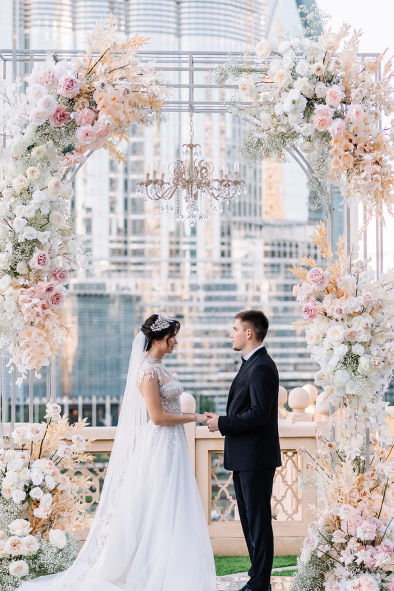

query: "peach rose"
left=347, top=103, right=365, bottom=123
left=326, top=85, right=344, bottom=107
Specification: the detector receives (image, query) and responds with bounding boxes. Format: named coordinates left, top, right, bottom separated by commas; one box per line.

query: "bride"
left=19, top=314, right=217, bottom=591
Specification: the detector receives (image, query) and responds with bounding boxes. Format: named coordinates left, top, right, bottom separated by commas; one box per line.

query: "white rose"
left=295, top=60, right=309, bottom=76
left=13, top=217, right=27, bottom=233
left=19, top=468, right=31, bottom=484
left=23, top=226, right=38, bottom=241
left=47, top=177, right=62, bottom=195
left=29, top=107, right=48, bottom=124
left=37, top=95, right=58, bottom=113
left=11, top=489, right=26, bottom=504
left=326, top=326, right=345, bottom=345
left=0, top=253, right=10, bottom=270
left=255, top=38, right=271, bottom=59
left=27, top=83, right=47, bottom=102
left=5, top=536, right=26, bottom=557
left=273, top=69, right=292, bottom=88
left=16, top=261, right=28, bottom=275
left=12, top=176, right=29, bottom=193
left=56, top=443, right=73, bottom=459
left=45, top=475, right=56, bottom=490
left=26, top=167, right=40, bottom=180
left=2, top=471, right=19, bottom=489
left=24, top=535, right=39, bottom=554
left=37, top=230, right=51, bottom=243
left=7, top=458, right=24, bottom=472
left=49, top=528, right=67, bottom=549
left=259, top=112, right=274, bottom=129
left=310, top=62, right=325, bottom=77
left=71, top=434, right=86, bottom=451
left=315, top=82, right=327, bottom=99
left=31, top=145, right=47, bottom=159
left=9, top=559, right=29, bottom=577
left=26, top=423, right=45, bottom=442
left=358, top=357, right=371, bottom=374
left=30, top=468, right=44, bottom=486
left=9, top=520, right=32, bottom=537
left=49, top=211, right=64, bottom=227
left=29, top=486, right=44, bottom=500
left=24, top=205, right=36, bottom=219
left=278, top=40, right=291, bottom=53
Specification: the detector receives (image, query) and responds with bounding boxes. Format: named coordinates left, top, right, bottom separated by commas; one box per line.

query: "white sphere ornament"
left=302, top=383, right=318, bottom=404
left=288, top=387, right=310, bottom=412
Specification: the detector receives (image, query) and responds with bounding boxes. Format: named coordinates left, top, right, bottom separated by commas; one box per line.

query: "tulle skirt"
left=18, top=423, right=217, bottom=591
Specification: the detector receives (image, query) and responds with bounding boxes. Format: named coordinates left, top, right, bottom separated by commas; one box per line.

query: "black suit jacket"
left=218, top=347, right=281, bottom=471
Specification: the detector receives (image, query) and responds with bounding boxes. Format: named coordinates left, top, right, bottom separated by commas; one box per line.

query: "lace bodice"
left=138, top=355, right=183, bottom=415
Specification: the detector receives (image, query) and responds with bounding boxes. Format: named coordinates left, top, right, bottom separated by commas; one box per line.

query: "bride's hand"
left=195, top=413, right=207, bottom=423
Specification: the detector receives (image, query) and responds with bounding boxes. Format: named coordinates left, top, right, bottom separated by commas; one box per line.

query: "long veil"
left=19, top=331, right=149, bottom=590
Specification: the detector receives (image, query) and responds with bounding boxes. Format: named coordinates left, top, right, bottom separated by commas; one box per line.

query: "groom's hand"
left=205, top=413, right=219, bottom=433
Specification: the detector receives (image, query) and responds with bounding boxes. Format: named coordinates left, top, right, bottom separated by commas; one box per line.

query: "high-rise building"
left=2, top=0, right=326, bottom=422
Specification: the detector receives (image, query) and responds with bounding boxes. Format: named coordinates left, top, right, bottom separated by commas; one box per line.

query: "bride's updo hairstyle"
left=141, top=314, right=181, bottom=351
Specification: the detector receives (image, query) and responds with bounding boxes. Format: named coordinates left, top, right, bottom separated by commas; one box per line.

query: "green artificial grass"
left=214, top=555, right=297, bottom=576
left=272, top=569, right=298, bottom=577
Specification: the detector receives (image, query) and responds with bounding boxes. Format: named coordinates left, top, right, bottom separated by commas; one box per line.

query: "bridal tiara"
left=151, top=314, right=174, bottom=332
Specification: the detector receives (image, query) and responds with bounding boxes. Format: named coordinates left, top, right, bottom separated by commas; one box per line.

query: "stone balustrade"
left=76, top=385, right=324, bottom=555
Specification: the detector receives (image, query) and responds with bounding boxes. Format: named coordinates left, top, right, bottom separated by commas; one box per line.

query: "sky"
left=316, top=0, right=394, bottom=270
left=316, top=0, right=394, bottom=55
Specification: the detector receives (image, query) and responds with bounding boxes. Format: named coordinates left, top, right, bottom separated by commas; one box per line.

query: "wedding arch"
left=1, top=16, right=394, bottom=591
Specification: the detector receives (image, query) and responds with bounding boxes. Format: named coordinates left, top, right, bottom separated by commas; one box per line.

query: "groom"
left=206, top=310, right=281, bottom=591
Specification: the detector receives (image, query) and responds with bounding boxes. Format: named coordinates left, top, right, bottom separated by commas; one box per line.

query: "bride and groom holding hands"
left=18, top=309, right=281, bottom=591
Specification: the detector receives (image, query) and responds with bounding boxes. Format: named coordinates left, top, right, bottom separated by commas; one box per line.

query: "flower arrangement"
left=294, top=437, right=394, bottom=591
left=213, top=11, right=394, bottom=221
left=291, top=222, right=394, bottom=456
left=0, top=17, right=168, bottom=380
left=0, top=403, right=93, bottom=590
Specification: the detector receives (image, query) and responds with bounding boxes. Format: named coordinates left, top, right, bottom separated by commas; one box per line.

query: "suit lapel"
left=226, top=347, right=266, bottom=411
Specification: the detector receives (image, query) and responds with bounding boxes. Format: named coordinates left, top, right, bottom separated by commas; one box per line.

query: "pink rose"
left=306, top=267, right=329, bottom=287
left=76, top=125, right=97, bottom=146
left=51, top=267, right=69, bottom=284
left=48, top=104, right=70, bottom=127
left=36, top=281, right=56, bottom=297
left=58, top=75, right=80, bottom=99
left=333, top=305, right=344, bottom=319
left=302, top=301, right=317, bottom=320
left=30, top=251, right=51, bottom=270
left=39, top=68, right=58, bottom=88
left=329, top=119, right=346, bottom=138
left=312, top=104, right=334, bottom=132
left=48, top=287, right=66, bottom=309
left=74, top=108, right=96, bottom=126
left=347, top=104, right=365, bottom=123
left=61, top=151, right=86, bottom=169
left=325, top=85, right=344, bottom=108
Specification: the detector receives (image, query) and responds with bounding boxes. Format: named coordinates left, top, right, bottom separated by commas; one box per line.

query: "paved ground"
left=217, top=573, right=294, bottom=590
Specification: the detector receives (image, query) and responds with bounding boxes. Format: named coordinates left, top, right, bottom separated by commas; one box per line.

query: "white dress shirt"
left=242, top=343, right=265, bottom=361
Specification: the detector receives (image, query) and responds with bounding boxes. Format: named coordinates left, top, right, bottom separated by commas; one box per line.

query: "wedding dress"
left=19, top=332, right=217, bottom=591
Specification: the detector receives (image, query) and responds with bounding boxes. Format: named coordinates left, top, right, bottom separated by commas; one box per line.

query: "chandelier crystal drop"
left=136, top=111, right=246, bottom=226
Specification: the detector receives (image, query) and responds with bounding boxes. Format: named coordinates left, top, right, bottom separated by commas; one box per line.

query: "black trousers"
left=233, top=468, right=276, bottom=591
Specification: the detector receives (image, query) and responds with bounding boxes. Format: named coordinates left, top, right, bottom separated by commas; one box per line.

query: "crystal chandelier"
left=136, top=111, right=246, bottom=226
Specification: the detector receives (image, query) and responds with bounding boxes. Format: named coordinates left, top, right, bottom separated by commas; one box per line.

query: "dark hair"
left=235, top=309, right=269, bottom=343
left=141, top=314, right=181, bottom=351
